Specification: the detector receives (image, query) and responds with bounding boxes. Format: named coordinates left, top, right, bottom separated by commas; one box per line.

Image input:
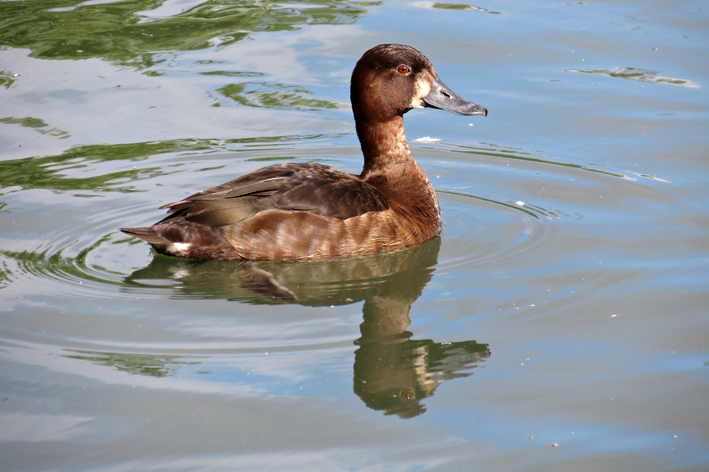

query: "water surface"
left=1, top=0, right=708, bottom=470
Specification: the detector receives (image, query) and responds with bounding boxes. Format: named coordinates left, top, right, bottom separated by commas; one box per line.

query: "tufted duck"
left=121, top=44, right=487, bottom=260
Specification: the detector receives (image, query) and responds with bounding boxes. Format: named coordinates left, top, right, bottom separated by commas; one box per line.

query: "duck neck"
left=358, top=116, right=412, bottom=178
left=356, top=116, right=441, bottom=229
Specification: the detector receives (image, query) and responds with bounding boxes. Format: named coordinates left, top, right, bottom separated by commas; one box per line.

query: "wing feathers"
left=156, top=163, right=388, bottom=228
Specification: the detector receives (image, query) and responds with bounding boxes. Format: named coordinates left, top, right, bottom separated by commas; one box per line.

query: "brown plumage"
left=121, top=44, right=487, bottom=261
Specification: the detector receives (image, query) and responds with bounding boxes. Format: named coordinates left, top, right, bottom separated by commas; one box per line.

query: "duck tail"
left=120, top=227, right=172, bottom=245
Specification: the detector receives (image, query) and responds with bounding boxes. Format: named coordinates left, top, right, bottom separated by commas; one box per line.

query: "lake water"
left=1, top=0, right=708, bottom=470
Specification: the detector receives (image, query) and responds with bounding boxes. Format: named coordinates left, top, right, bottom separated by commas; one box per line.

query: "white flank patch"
left=168, top=242, right=192, bottom=256
left=414, top=136, right=441, bottom=143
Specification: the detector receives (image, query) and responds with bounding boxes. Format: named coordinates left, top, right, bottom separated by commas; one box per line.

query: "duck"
left=121, top=44, right=487, bottom=261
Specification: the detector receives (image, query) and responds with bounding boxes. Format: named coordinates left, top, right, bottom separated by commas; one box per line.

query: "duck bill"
left=422, top=74, right=488, bottom=116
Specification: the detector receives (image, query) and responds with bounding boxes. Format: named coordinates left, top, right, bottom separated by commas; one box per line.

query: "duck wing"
left=159, top=162, right=389, bottom=227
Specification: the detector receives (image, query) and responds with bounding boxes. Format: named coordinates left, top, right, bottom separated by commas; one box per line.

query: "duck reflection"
left=125, top=237, right=490, bottom=418
left=355, top=303, right=490, bottom=418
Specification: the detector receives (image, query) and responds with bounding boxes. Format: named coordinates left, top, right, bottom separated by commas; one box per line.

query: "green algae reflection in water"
left=214, top=82, right=341, bottom=110
left=0, top=134, right=330, bottom=194
left=0, top=0, right=369, bottom=67
left=63, top=349, right=199, bottom=378
left=566, top=67, right=700, bottom=88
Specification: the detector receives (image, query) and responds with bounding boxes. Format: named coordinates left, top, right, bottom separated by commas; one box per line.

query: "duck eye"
left=397, top=65, right=411, bottom=75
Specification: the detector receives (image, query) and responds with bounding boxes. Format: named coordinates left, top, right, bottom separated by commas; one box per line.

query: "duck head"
left=350, top=44, right=487, bottom=124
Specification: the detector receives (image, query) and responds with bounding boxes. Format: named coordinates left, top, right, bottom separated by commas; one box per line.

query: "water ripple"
left=0, top=138, right=668, bottom=356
